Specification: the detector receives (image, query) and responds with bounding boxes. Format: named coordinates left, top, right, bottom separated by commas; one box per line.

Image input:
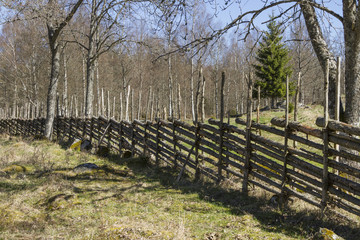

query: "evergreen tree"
left=253, top=18, right=293, bottom=108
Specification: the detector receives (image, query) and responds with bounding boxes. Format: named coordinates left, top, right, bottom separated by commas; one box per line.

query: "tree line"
left=0, top=1, right=352, bottom=139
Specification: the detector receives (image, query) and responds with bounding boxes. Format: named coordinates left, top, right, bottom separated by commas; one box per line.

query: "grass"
left=0, top=134, right=359, bottom=239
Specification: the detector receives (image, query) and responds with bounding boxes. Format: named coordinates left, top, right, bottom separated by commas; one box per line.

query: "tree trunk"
left=125, top=85, right=130, bottom=121
left=294, top=72, right=301, bottom=122
left=191, top=57, right=195, bottom=121
left=81, top=53, right=86, bottom=115
left=119, top=92, right=123, bottom=120
left=63, top=53, right=68, bottom=117
left=107, top=90, right=110, bottom=118
left=101, top=88, right=105, bottom=115
left=300, top=2, right=341, bottom=119
left=177, top=83, right=181, bottom=120
left=85, top=36, right=95, bottom=117
left=201, top=76, right=206, bottom=122
left=343, top=1, right=360, bottom=126
left=138, top=90, right=142, bottom=120
left=168, top=55, right=173, bottom=119
left=44, top=44, right=61, bottom=139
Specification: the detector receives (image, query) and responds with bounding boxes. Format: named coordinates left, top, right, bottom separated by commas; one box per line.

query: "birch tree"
left=1, top=0, right=84, bottom=138
left=80, top=0, right=126, bottom=117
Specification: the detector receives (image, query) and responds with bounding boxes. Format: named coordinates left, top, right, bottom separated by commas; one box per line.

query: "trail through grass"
left=0, top=134, right=359, bottom=239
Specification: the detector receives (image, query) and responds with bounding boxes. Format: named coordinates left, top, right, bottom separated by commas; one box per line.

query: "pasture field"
left=0, top=115, right=359, bottom=240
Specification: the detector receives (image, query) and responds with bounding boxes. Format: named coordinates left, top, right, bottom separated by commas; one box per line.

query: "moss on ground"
left=0, top=130, right=359, bottom=239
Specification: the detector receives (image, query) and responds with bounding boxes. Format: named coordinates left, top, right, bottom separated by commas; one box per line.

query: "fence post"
left=97, top=117, right=102, bottom=148
left=15, top=118, right=18, bottom=135
left=107, top=119, right=112, bottom=151
left=334, top=57, right=341, bottom=174
left=256, top=85, right=261, bottom=135
left=155, top=119, right=161, bottom=166
left=82, top=117, right=87, bottom=139
left=90, top=117, right=94, bottom=142
left=194, top=123, right=201, bottom=181
left=321, top=59, right=330, bottom=216
left=281, top=76, right=290, bottom=199
left=131, top=121, right=136, bottom=157
left=217, top=72, right=225, bottom=183
left=172, top=121, right=178, bottom=169
left=143, top=122, right=148, bottom=156
left=118, top=121, right=123, bottom=155
left=36, top=118, right=40, bottom=136
left=242, top=73, right=253, bottom=193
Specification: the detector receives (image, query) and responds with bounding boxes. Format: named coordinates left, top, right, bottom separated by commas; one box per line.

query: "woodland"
left=0, top=1, right=351, bottom=138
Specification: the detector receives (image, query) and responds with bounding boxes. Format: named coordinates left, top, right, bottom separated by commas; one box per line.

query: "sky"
left=207, top=0, right=343, bottom=36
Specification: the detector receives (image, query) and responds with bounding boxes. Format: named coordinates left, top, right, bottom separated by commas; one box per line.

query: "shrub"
left=288, top=102, right=294, bottom=113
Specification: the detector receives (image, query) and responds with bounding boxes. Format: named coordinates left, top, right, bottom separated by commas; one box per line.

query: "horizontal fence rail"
left=1, top=116, right=360, bottom=217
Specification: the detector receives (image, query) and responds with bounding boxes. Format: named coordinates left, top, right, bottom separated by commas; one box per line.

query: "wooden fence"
left=1, top=115, right=360, bottom=218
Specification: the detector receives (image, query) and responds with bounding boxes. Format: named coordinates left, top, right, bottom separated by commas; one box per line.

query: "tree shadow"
left=106, top=153, right=360, bottom=240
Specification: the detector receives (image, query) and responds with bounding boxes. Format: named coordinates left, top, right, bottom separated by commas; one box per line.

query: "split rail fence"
left=1, top=115, right=360, bottom=218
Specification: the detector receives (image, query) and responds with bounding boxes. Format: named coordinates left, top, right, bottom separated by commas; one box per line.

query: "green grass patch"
left=0, top=135, right=358, bottom=239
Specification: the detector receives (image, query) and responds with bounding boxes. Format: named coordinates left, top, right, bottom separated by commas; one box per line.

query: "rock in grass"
left=80, top=139, right=92, bottom=152
left=73, top=163, right=99, bottom=173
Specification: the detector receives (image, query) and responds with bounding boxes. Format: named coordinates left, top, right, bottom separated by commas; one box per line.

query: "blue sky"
left=207, top=0, right=343, bottom=34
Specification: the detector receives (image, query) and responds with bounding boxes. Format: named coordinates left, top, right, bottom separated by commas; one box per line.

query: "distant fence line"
left=1, top=115, right=360, bottom=218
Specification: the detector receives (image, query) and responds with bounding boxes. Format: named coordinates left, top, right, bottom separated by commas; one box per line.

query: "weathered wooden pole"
left=334, top=57, right=341, bottom=173
left=155, top=120, right=161, bottom=166
left=131, top=122, right=136, bottom=157
left=143, top=122, right=148, bottom=156
left=256, top=85, right=261, bottom=135
left=321, top=59, right=330, bottom=217
left=335, top=57, right=341, bottom=122
left=293, top=72, right=301, bottom=148
left=242, top=72, right=253, bottom=193
left=172, top=121, right=178, bottom=169
left=281, top=75, right=290, bottom=201
left=294, top=72, right=301, bottom=122
left=217, top=72, right=226, bottom=183
left=118, top=120, right=123, bottom=155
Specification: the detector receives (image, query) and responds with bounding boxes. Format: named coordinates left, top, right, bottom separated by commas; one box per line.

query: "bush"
left=288, top=102, right=294, bottom=113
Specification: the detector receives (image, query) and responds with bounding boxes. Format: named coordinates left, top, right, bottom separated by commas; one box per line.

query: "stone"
left=80, top=139, right=92, bottom=152
left=73, top=163, right=99, bottom=173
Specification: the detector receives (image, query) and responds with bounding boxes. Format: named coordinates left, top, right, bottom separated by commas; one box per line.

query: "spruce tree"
left=253, top=18, right=293, bottom=108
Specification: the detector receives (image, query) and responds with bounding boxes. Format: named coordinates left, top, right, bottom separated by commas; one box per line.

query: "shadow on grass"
left=0, top=180, right=41, bottom=193
left=105, top=152, right=360, bottom=240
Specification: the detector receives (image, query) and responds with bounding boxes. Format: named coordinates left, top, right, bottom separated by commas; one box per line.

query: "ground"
left=0, top=106, right=359, bottom=239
